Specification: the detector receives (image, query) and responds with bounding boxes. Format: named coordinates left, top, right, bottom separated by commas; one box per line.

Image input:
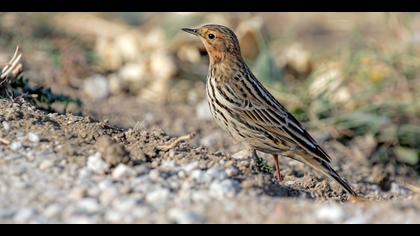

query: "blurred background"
left=0, top=12, right=419, bottom=176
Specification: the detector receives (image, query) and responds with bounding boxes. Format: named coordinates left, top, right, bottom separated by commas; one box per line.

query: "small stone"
left=168, top=208, right=202, bottom=224
left=150, top=50, right=177, bottom=80
left=112, top=198, right=137, bottom=212
left=200, top=132, right=221, bottom=147
left=39, top=160, right=54, bottom=170
left=191, top=169, right=206, bottom=183
left=112, top=164, right=134, bottom=179
left=69, top=188, right=87, bottom=200
left=146, top=188, right=170, bottom=205
left=160, top=160, right=177, bottom=172
left=232, top=149, right=251, bottom=160
left=78, top=198, right=101, bottom=213
left=87, top=152, right=109, bottom=175
left=177, top=170, right=187, bottom=179
left=209, top=179, right=241, bottom=198
left=206, top=167, right=227, bottom=181
left=315, top=205, right=345, bottom=222
left=182, top=161, right=199, bottom=173
left=83, top=74, right=109, bottom=100
left=44, top=204, right=62, bottom=218
left=119, top=63, right=146, bottom=82
left=2, top=121, right=10, bottom=131
left=67, top=215, right=98, bottom=224
left=225, top=167, right=239, bottom=177
left=390, top=182, right=409, bottom=195
left=105, top=210, right=123, bottom=223
left=13, top=208, right=35, bottom=223
left=99, top=188, right=119, bottom=205
left=28, top=132, right=40, bottom=143
left=196, top=99, right=212, bottom=120
left=148, top=169, right=161, bottom=181
left=10, top=141, right=22, bottom=151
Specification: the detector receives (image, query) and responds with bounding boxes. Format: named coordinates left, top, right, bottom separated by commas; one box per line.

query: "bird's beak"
left=182, top=28, right=199, bottom=36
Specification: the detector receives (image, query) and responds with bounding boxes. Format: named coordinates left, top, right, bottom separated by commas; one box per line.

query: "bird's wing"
left=221, top=76, right=332, bottom=163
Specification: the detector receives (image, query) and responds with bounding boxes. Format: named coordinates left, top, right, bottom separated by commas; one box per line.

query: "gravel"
left=0, top=99, right=418, bottom=223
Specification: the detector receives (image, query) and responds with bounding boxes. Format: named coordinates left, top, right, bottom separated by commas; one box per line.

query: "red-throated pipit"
left=183, top=24, right=358, bottom=197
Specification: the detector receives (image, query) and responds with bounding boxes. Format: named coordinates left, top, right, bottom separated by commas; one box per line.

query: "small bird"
left=182, top=24, right=358, bottom=197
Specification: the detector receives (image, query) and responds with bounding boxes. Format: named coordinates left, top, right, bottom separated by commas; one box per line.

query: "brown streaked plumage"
left=182, top=24, right=358, bottom=197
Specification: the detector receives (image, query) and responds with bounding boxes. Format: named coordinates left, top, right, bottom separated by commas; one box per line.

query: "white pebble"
left=112, top=164, right=134, bottom=179
left=78, top=198, right=101, bottom=213
left=191, top=169, right=206, bottom=183
left=44, top=204, right=62, bottom=218
left=2, top=121, right=10, bottom=131
left=83, top=74, right=109, bottom=100
left=39, top=160, right=54, bottom=170
left=160, top=160, right=177, bottom=172
left=87, top=152, right=109, bottom=175
left=226, top=167, right=239, bottom=177
left=105, top=210, right=124, bottom=223
left=168, top=208, right=202, bottom=224
left=210, top=179, right=241, bottom=199
left=112, top=198, right=137, bottom=212
left=10, top=141, right=22, bottom=151
left=99, top=188, right=119, bottom=205
left=28, top=132, right=40, bottom=143
left=148, top=169, right=161, bottom=181
left=13, top=208, right=35, bottom=223
left=315, top=205, right=345, bottom=222
left=146, top=188, right=170, bottom=205
left=196, top=99, right=212, bottom=120
left=206, top=167, right=227, bottom=180
left=182, top=161, right=199, bottom=173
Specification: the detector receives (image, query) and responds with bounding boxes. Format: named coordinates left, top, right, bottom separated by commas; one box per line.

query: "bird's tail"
left=292, top=154, right=358, bottom=197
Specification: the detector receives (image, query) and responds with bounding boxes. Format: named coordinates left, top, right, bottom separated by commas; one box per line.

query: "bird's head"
left=182, top=24, right=242, bottom=64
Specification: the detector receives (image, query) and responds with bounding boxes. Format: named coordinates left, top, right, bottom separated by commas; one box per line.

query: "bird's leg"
left=272, top=154, right=284, bottom=182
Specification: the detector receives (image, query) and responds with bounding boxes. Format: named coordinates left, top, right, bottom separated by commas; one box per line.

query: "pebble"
left=105, top=210, right=124, bottom=223
left=13, top=208, right=35, bottom=223
left=182, top=161, right=199, bottom=173
left=112, top=164, right=134, bottom=179
left=10, top=141, right=22, bottom=151
left=39, top=160, right=54, bottom=170
left=83, top=75, right=109, bottom=100
left=2, top=121, right=10, bottom=131
left=28, top=132, right=40, bottom=143
left=225, top=167, right=239, bottom=177
left=148, top=169, right=161, bottom=181
left=200, top=132, right=221, bottom=147
left=69, top=187, right=87, bottom=200
left=146, top=188, right=170, bottom=205
left=390, top=182, right=410, bottom=195
left=209, top=179, right=241, bottom=198
left=119, top=63, right=146, bottom=82
left=77, top=198, right=102, bottom=213
left=168, top=208, right=202, bottom=224
left=196, top=99, right=212, bottom=120
left=87, top=152, right=109, bottom=175
left=315, top=205, right=345, bottom=222
left=191, top=169, right=206, bottom=183
left=206, top=167, right=227, bottom=181
left=44, top=204, right=62, bottom=218
left=99, top=188, right=119, bottom=205
left=112, top=198, right=137, bottom=212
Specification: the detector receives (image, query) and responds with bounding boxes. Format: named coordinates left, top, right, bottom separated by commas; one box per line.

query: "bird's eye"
left=208, top=34, right=215, bottom=39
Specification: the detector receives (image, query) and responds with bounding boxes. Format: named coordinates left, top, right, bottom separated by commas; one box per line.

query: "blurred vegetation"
left=0, top=13, right=418, bottom=174
left=11, top=76, right=82, bottom=113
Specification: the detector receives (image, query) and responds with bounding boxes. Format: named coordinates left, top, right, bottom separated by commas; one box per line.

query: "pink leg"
left=272, top=154, right=284, bottom=182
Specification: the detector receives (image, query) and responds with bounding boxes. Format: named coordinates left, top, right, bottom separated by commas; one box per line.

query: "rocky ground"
left=0, top=12, right=419, bottom=224
left=0, top=98, right=419, bottom=224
